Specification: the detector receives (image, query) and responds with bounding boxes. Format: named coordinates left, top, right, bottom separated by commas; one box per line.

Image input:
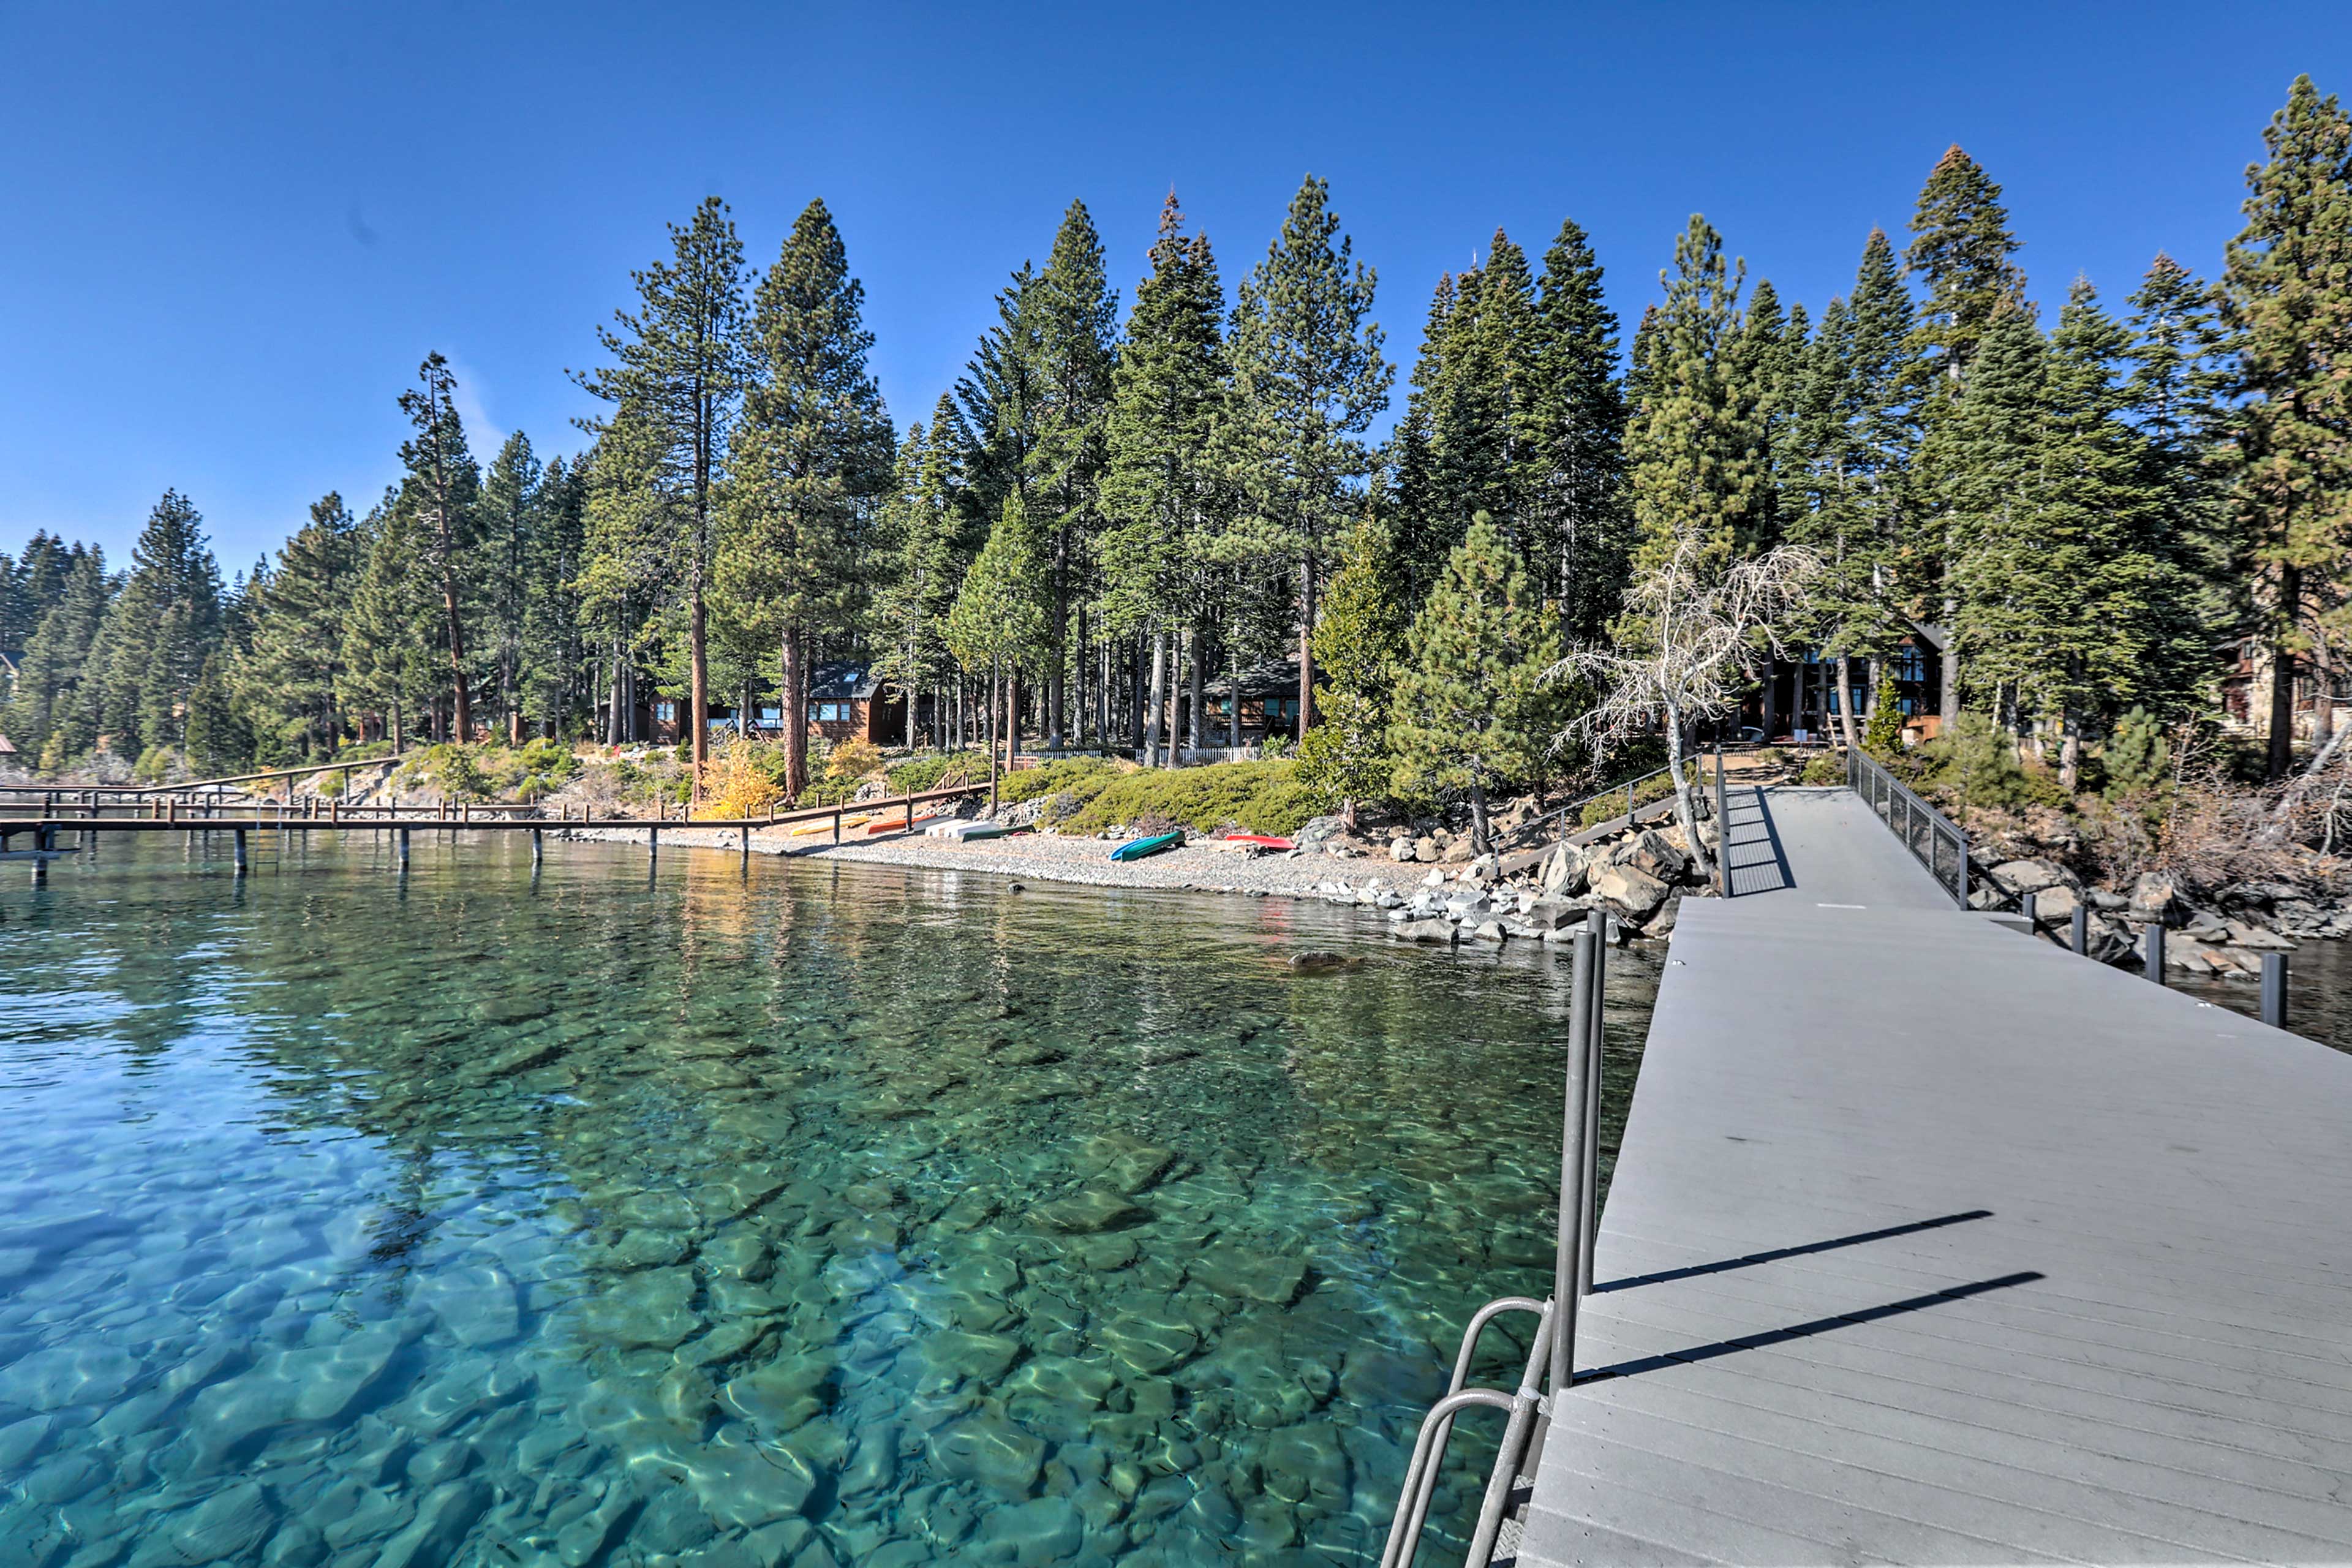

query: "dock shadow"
left=1722, top=785, right=1795, bottom=897
left=1577, top=1269, right=2044, bottom=1382
left=1594, top=1208, right=1994, bottom=1294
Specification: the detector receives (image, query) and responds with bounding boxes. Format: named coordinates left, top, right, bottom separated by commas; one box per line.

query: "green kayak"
left=1109, top=829, right=1185, bottom=863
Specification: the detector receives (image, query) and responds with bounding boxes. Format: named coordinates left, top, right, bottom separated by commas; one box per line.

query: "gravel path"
left=559, top=821, right=1418, bottom=900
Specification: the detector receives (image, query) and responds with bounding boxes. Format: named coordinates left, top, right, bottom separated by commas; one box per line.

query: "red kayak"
left=1221, top=834, right=1296, bottom=851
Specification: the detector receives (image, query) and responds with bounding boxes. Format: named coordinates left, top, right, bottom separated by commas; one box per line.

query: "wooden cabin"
left=1195, top=659, right=1305, bottom=745
left=1746, top=638, right=1942, bottom=744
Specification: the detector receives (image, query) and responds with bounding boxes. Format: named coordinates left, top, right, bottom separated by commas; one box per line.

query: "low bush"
left=1799, top=752, right=1845, bottom=786
left=1578, top=769, right=1679, bottom=828
left=887, top=750, right=989, bottom=795
left=827, top=737, right=885, bottom=784
left=1054, top=759, right=1319, bottom=837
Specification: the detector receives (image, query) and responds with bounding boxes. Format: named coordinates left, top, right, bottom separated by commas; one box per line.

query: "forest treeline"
left=4, top=77, right=2350, bottom=809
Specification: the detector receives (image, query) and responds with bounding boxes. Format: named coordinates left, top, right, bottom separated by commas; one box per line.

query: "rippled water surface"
left=0, top=831, right=1655, bottom=1567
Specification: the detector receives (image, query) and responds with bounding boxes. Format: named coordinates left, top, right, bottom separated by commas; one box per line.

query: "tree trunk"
left=1005, top=670, right=1021, bottom=776
left=1144, top=630, right=1166, bottom=766
left=1186, top=627, right=1205, bottom=752
left=781, top=625, right=807, bottom=802
left=1939, top=588, right=1960, bottom=728
left=1468, top=774, right=1491, bottom=856
left=2059, top=706, right=2081, bottom=793
left=1664, top=703, right=1714, bottom=885
left=391, top=699, right=404, bottom=754
left=1297, top=553, right=1317, bottom=739
left=1760, top=657, right=1777, bottom=741
left=1227, top=632, right=1242, bottom=751
left=2270, top=563, right=2302, bottom=782
left=1836, top=655, right=1860, bottom=752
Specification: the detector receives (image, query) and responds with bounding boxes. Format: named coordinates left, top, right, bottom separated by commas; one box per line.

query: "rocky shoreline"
left=1977, top=858, right=2328, bottom=979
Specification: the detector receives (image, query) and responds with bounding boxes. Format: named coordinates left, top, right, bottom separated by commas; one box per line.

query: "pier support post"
left=1580, top=908, right=1606, bottom=1297
left=398, top=827, right=410, bottom=873
left=1555, top=929, right=1596, bottom=1396
left=32, top=826, right=49, bottom=887
left=2071, top=905, right=2089, bottom=955
left=234, top=827, right=248, bottom=877
left=649, top=825, right=659, bottom=865
left=833, top=810, right=842, bottom=846
left=741, top=822, right=750, bottom=874
left=2261, top=952, right=2288, bottom=1030
left=531, top=827, right=543, bottom=869
left=2144, top=923, right=2166, bottom=985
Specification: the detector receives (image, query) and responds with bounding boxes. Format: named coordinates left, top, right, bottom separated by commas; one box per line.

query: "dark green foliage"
left=87, top=491, right=222, bottom=755
left=1626, top=216, right=1765, bottom=576
left=6, top=545, right=110, bottom=757
left=1905, top=146, right=2028, bottom=388
left=1390, top=516, right=1566, bottom=850
left=1295, top=513, right=1410, bottom=812
left=2102, top=706, right=2172, bottom=796
left=240, top=492, right=358, bottom=758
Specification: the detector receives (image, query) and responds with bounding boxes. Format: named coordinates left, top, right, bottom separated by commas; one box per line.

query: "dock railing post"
left=2071, top=905, right=2089, bottom=955
left=1555, top=929, right=1594, bottom=1399
left=2144, top=922, right=2166, bottom=985
left=2261, top=952, right=2288, bottom=1029
left=1713, top=741, right=1729, bottom=898
left=2021, top=890, right=2038, bottom=933
left=1580, top=908, right=1605, bottom=1297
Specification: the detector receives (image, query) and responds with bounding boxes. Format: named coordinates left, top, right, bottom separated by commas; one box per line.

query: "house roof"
left=809, top=662, right=885, bottom=702
left=0, top=733, right=17, bottom=755
left=1203, top=658, right=1302, bottom=700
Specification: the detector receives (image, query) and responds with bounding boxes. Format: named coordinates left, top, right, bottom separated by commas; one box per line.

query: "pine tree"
left=478, top=432, right=541, bottom=742
left=2125, top=254, right=2236, bottom=679
left=946, top=492, right=1049, bottom=778
left=870, top=401, right=965, bottom=747
left=522, top=456, right=590, bottom=737
left=1098, top=194, right=1237, bottom=764
left=88, top=490, right=222, bottom=755
left=1229, top=175, right=1393, bottom=737
left=1025, top=200, right=1120, bottom=745
left=1932, top=305, right=2047, bottom=719
left=1389, top=516, right=1564, bottom=852
left=575, top=196, right=748, bottom=788
left=2222, top=75, right=2352, bottom=778
left=721, top=197, right=892, bottom=799
left=1525, top=217, right=1630, bottom=642
left=6, top=546, right=109, bottom=756
left=1624, top=216, right=1765, bottom=578
left=341, top=490, right=440, bottom=748
left=184, top=652, right=250, bottom=775
left=1388, top=271, right=1458, bottom=603
left=1907, top=146, right=2028, bottom=722
left=241, top=492, right=358, bottom=758
left=396, top=353, right=483, bottom=742
left=1295, top=510, right=1410, bottom=819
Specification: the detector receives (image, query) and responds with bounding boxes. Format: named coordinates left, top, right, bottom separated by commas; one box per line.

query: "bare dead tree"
left=1550, top=530, right=1820, bottom=883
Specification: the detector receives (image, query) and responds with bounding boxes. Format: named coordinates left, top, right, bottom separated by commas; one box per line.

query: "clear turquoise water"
left=0, top=830, right=1653, bottom=1567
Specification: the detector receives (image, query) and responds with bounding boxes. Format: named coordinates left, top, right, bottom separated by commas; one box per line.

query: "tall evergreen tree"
left=522, top=455, right=590, bottom=737
left=1624, top=216, right=1765, bottom=578
left=575, top=196, right=748, bottom=788
left=1525, top=217, right=1630, bottom=642
left=1098, top=194, right=1237, bottom=763
left=396, top=353, right=482, bottom=741
left=1390, top=517, right=1564, bottom=852
left=88, top=490, right=222, bottom=755
left=1229, top=175, right=1392, bottom=736
left=870, top=402, right=965, bottom=747
left=1388, top=271, right=1462, bottom=604
left=478, top=432, right=541, bottom=742
left=341, top=489, right=440, bottom=748
left=721, top=197, right=892, bottom=798
left=1296, top=509, right=1410, bottom=820
left=1025, top=201, right=1120, bottom=745
left=2222, top=75, right=2352, bottom=778
left=6, top=546, right=109, bottom=758
left=1907, top=146, right=2028, bottom=721
left=241, top=492, right=358, bottom=758
left=2124, top=253, right=2237, bottom=676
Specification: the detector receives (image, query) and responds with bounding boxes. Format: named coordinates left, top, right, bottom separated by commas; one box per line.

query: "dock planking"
left=1514, top=786, right=2352, bottom=1567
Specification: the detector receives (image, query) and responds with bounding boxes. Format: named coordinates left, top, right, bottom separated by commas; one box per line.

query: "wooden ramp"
left=1515, top=788, right=2352, bottom=1566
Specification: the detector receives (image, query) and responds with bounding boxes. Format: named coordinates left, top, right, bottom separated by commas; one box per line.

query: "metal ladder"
left=1380, top=910, right=1612, bottom=1567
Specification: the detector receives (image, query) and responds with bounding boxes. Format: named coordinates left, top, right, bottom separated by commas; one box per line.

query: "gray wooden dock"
left=1515, top=786, right=2352, bottom=1566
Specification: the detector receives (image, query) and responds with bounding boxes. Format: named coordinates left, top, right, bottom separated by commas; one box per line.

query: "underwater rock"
left=927, top=1411, right=1046, bottom=1496
left=581, top=1268, right=701, bottom=1350
left=1032, top=1190, right=1146, bottom=1234
left=1188, top=1246, right=1307, bottom=1306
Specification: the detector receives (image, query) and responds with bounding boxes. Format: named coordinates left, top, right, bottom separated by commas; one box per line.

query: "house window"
left=654, top=701, right=676, bottom=722
left=1264, top=697, right=1299, bottom=721
left=811, top=702, right=849, bottom=723
left=759, top=706, right=781, bottom=726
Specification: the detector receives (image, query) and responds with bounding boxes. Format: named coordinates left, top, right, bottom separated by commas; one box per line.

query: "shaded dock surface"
left=1518, top=788, right=2352, bottom=1566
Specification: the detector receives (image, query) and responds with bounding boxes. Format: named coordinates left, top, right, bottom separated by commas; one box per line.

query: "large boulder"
left=1588, top=862, right=1668, bottom=920
left=1393, top=918, right=1455, bottom=945
left=1989, top=858, right=2071, bottom=895
left=2029, top=883, right=2081, bottom=929
left=1523, top=897, right=1580, bottom=932
left=2127, top=871, right=2190, bottom=928
left=1540, top=843, right=1589, bottom=896
left=1615, top=829, right=1691, bottom=884
left=1389, top=837, right=1416, bottom=864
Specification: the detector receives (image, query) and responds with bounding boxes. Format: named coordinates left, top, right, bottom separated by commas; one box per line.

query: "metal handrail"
left=1380, top=1295, right=1558, bottom=1568
left=1844, top=747, right=1968, bottom=907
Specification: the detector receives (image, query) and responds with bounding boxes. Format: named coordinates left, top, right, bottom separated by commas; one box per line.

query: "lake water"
left=0, top=831, right=1655, bottom=1567
left=2174, top=932, right=2352, bottom=1055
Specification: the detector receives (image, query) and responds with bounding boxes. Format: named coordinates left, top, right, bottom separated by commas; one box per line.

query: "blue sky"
left=2, top=1, right=2343, bottom=568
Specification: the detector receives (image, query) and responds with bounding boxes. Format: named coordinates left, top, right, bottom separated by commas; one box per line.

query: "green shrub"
left=1000, top=757, right=1120, bottom=806
left=1799, top=752, right=1845, bottom=786
left=2101, top=707, right=2171, bottom=798
left=1862, top=697, right=1907, bottom=760
left=132, top=745, right=174, bottom=784
left=1911, top=712, right=2065, bottom=814
left=1054, top=760, right=1318, bottom=837
left=888, top=750, right=990, bottom=794
left=1578, top=769, right=1679, bottom=827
